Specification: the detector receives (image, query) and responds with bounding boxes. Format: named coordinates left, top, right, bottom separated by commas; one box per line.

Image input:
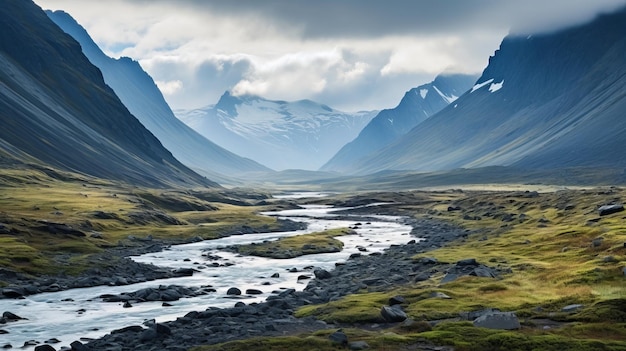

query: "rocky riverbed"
left=76, top=217, right=487, bottom=351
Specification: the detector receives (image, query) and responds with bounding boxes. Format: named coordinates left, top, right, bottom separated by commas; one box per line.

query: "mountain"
left=321, top=73, right=477, bottom=172
left=0, top=1, right=215, bottom=188
left=345, top=7, right=626, bottom=175
left=46, top=10, right=271, bottom=181
left=176, top=92, right=377, bottom=171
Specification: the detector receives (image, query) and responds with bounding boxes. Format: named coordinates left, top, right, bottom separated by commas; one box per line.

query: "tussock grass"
left=0, top=168, right=283, bottom=277
left=234, top=228, right=352, bottom=258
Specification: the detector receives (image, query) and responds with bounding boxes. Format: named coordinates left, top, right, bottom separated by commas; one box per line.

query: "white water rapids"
left=0, top=202, right=413, bottom=350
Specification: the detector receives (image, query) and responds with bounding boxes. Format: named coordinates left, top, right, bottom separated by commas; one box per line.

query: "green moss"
left=234, top=228, right=352, bottom=258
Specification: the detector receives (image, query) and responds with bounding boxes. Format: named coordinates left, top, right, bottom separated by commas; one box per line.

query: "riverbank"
left=80, top=215, right=473, bottom=351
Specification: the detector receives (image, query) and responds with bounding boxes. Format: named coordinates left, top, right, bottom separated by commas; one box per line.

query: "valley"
left=2, top=1, right=626, bottom=350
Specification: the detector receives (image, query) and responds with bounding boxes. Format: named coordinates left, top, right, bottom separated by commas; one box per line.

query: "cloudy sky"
left=35, top=0, right=626, bottom=112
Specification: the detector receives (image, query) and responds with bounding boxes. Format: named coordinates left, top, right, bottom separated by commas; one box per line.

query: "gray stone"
left=562, top=304, right=584, bottom=313
left=592, top=237, right=604, bottom=247
left=598, top=204, right=624, bottom=216
left=329, top=330, right=348, bottom=346
left=389, top=295, right=406, bottom=305
left=2, top=311, right=26, bottom=320
left=381, top=305, right=407, bottom=322
left=313, top=269, right=332, bottom=279
left=35, top=345, right=56, bottom=351
left=70, top=341, right=89, bottom=351
left=349, top=341, right=370, bottom=350
left=226, top=287, right=242, bottom=296
left=457, top=258, right=478, bottom=266
left=430, top=292, right=452, bottom=299
left=139, top=328, right=158, bottom=342
left=473, top=312, right=520, bottom=330
left=246, top=289, right=263, bottom=295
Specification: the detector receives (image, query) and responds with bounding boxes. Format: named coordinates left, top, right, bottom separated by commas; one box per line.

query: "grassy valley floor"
left=1, top=166, right=625, bottom=350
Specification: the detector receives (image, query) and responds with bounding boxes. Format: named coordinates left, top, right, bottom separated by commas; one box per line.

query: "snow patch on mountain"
left=489, top=80, right=504, bottom=93
left=471, top=78, right=495, bottom=92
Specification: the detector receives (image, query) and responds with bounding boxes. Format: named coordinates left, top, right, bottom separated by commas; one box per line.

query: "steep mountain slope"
left=321, top=73, right=477, bottom=172
left=46, top=10, right=270, bottom=180
left=347, top=7, right=626, bottom=175
left=0, top=1, right=215, bottom=188
left=176, top=92, right=377, bottom=170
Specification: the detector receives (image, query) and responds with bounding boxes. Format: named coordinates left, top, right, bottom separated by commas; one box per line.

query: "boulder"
left=329, top=330, right=348, bottom=346
left=246, top=289, right=263, bottom=295
left=70, top=341, right=89, bottom=351
left=388, top=295, right=406, bottom=306
left=226, top=287, right=242, bottom=296
left=598, top=204, right=624, bottom=216
left=381, top=305, right=407, bottom=322
left=2, top=287, right=24, bottom=298
left=457, top=258, right=478, bottom=266
left=313, top=269, right=332, bottom=279
left=2, top=311, right=26, bottom=321
left=473, top=312, right=520, bottom=330
left=34, top=345, right=56, bottom=351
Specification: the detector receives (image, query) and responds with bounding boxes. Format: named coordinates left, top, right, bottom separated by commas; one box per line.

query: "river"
left=0, top=203, right=413, bottom=350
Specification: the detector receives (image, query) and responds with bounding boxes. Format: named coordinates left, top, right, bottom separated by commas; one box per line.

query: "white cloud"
left=34, top=0, right=626, bottom=111
left=155, top=80, right=183, bottom=95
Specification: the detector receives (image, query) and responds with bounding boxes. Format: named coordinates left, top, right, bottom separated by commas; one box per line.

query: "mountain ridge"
left=344, top=6, right=626, bottom=175
left=46, top=10, right=271, bottom=181
left=176, top=92, right=377, bottom=170
left=0, top=1, right=215, bottom=188
left=320, top=73, right=478, bottom=172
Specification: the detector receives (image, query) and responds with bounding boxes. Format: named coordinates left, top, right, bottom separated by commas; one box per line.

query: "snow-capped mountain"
left=46, top=10, right=270, bottom=181
left=344, top=6, right=626, bottom=175
left=176, top=92, right=377, bottom=170
left=0, top=1, right=214, bottom=188
left=321, top=73, right=477, bottom=172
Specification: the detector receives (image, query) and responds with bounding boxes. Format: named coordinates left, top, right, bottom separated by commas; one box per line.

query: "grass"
left=233, top=228, right=352, bottom=258
left=0, top=167, right=285, bottom=278
left=290, top=188, right=626, bottom=349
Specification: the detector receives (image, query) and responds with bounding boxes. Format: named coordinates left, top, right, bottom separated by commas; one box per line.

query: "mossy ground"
left=207, top=187, right=626, bottom=350
left=233, top=228, right=352, bottom=258
left=0, top=168, right=280, bottom=278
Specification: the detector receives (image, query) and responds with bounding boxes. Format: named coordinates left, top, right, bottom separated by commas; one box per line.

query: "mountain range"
left=46, top=10, right=270, bottom=182
left=321, top=73, right=477, bottom=172
left=176, top=92, right=377, bottom=171
left=0, top=1, right=214, bottom=188
left=340, top=6, right=626, bottom=175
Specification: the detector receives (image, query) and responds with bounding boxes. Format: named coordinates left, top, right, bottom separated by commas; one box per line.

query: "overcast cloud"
left=34, top=0, right=626, bottom=111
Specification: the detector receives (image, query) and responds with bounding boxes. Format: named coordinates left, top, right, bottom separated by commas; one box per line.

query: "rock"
left=598, top=204, right=624, bottom=216
left=172, top=268, right=195, bottom=277
left=2, top=288, right=24, bottom=298
left=156, top=323, right=171, bottom=335
left=388, top=295, right=406, bottom=306
left=447, top=206, right=461, bottom=211
left=0, top=329, right=7, bottom=334
left=226, top=287, right=242, bottom=296
left=271, top=273, right=280, bottom=278
left=603, top=256, right=618, bottom=263
left=246, top=289, right=263, bottom=295
left=45, top=338, right=61, bottom=344
left=349, top=341, right=370, bottom=350
left=23, top=341, right=39, bottom=347
left=313, top=269, right=332, bottom=279
left=457, top=258, right=478, bottom=266
left=35, top=345, right=56, bottom=351
left=1, top=343, right=11, bottom=349
left=562, top=304, right=584, bottom=313
left=139, top=328, right=158, bottom=342
left=473, top=312, right=520, bottom=330
left=430, top=292, right=452, bottom=299
left=70, top=341, right=89, bottom=351
left=592, top=237, right=604, bottom=247
left=329, top=330, right=348, bottom=346
left=381, top=305, right=407, bottom=322
left=2, top=312, right=26, bottom=321
left=123, top=301, right=132, bottom=308
left=418, top=257, right=438, bottom=265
